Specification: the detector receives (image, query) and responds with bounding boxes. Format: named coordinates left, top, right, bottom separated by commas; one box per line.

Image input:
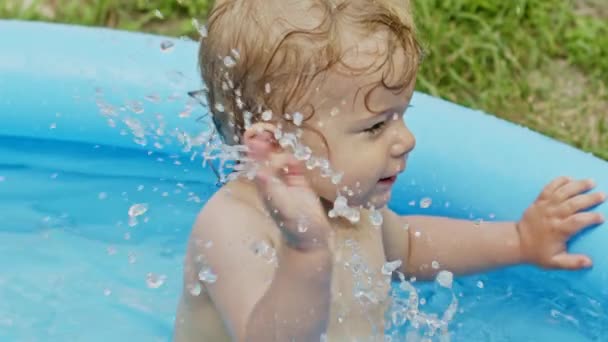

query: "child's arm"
left=175, top=195, right=333, bottom=342
left=177, top=123, right=334, bottom=341
left=382, top=177, right=605, bottom=279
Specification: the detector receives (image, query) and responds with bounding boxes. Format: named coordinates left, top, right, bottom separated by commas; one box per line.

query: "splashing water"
left=328, top=195, right=360, bottom=224
left=369, top=208, right=383, bottom=227
left=198, top=265, right=218, bottom=284
left=261, top=110, right=273, bottom=121
left=292, top=112, right=303, bottom=126
left=381, top=259, right=402, bottom=276
left=223, top=56, right=236, bottom=68
left=192, top=18, right=208, bottom=38
left=250, top=240, right=277, bottom=266
left=128, top=203, right=148, bottom=227
left=436, top=271, right=453, bottom=289
left=146, top=273, right=166, bottom=289
left=188, top=282, right=202, bottom=296
left=297, top=217, right=309, bottom=233
left=420, top=197, right=432, bottom=209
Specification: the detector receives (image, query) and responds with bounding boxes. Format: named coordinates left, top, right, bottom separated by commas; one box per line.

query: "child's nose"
left=390, top=124, right=416, bottom=157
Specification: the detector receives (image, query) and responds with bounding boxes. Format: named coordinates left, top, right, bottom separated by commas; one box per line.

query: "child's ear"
left=243, top=123, right=280, bottom=160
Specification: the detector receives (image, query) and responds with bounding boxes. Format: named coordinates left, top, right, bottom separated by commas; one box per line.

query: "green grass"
left=2, top=0, right=607, bottom=159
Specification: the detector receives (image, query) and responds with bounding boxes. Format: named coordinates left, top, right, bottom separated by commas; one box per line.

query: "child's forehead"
left=310, top=33, right=414, bottom=115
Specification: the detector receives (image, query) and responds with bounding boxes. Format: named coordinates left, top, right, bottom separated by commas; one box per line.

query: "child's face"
left=299, top=45, right=416, bottom=209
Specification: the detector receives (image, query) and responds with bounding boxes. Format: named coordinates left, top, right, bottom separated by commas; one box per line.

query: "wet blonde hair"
left=199, top=0, right=422, bottom=145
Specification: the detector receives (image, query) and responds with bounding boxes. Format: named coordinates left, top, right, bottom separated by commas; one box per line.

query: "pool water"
left=1, top=134, right=606, bottom=341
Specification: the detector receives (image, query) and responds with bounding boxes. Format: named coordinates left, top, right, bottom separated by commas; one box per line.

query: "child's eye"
left=364, top=121, right=386, bottom=135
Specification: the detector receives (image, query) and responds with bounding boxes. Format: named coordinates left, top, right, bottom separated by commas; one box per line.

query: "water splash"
left=198, top=265, right=218, bottom=284
left=369, top=208, right=383, bottom=227
left=381, top=259, right=402, bottom=276
left=128, top=203, right=148, bottom=227
left=420, top=197, right=432, bottom=209
left=146, top=273, right=166, bottom=289
left=188, top=282, right=202, bottom=296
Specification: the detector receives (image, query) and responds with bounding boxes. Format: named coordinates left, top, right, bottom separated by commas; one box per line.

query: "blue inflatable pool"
left=1, top=20, right=607, bottom=341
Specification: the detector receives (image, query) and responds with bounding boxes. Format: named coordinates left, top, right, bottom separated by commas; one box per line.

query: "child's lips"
left=378, top=175, right=397, bottom=185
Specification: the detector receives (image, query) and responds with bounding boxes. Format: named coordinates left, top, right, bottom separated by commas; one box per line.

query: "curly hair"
left=199, top=0, right=422, bottom=145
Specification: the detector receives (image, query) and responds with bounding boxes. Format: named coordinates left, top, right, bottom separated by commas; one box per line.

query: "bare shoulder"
left=176, top=179, right=280, bottom=340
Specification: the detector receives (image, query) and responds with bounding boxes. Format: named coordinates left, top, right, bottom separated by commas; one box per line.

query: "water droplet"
left=103, top=288, right=112, bottom=296
left=420, top=197, right=432, bottom=208
left=420, top=298, right=426, bottom=305
left=369, top=209, right=383, bottom=227
left=98, top=192, right=108, bottom=200
left=192, top=18, right=207, bottom=38
left=214, top=103, right=225, bottom=112
left=160, top=40, right=174, bottom=52
left=476, top=280, right=484, bottom=289
left=297, top=217, right=309, bottom=233
left=0, top=176, right=5, bottom=182
left=381, top=259, right=402, bottom=275
left=126, top=100, right=144, bottom=114
left=431, top=260, right=440, bottom=269
left=137, top=185, right=144, bottom=191
left=128, top=252, right=137, bottom=264
left=223, top=56, right=236, bottom=68
left=414, top=231, right=421, bottom=238
left=331, top=172, right=343, bottom=185
left=49, top=122, right=57, bottom=129
left=474, top=218, right=483, bottom=227
left=391, top=310, right=406, bottom=326
left=128, top=203, right=148, bottom=218
left=294, top=145, right=312, bottom=161
left=146, top=273, right=166, bottom=288
left=293, top=112, right=303, bottom=126
left=188, top=282, right=202, bottom=296
left=330, top=107, right=340, bottom=116
left=231, top=48, right=240, bottom=60
left=436, top=270, right=453, bottom=288
left=402, top=223, right=410, bottom=231
left=261, top=110, right=273, bottom=121
left=204, top=240, right=213, bottom=249
left=107, top=246, right=117, bottom=255
left=265, top=83, right=271, bottom=94
left=198, top=265, right=218, bottom=283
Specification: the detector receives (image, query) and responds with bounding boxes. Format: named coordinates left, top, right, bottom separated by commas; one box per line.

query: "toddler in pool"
left=174, top=0, right=606, bottom=341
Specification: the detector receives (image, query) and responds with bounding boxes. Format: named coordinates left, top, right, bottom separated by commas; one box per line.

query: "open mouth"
left=378, top=175, right=397, bottom=184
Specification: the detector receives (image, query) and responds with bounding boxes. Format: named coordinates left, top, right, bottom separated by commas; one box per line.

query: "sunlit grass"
left=1, top=0, right=606, bottom=159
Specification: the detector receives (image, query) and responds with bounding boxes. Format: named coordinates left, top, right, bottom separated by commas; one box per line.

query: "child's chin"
left=368, top=192, right=391, bottom=209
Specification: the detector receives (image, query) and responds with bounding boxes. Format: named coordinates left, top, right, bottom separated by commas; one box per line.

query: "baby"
left=174, top=0, right=606, bottom=341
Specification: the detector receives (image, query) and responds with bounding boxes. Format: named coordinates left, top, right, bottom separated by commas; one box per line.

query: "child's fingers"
left=553, top=179, right=596, bottom=202
left=562, top=212, right=605, bottom=235
left=539, top=176, right=572, bottom=199
left=549, top=253, right=592, bottom=270
left=559, top=192, right=606, bottom=216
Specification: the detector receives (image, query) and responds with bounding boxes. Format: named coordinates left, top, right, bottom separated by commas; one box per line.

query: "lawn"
left=2, top=0, right=606, bottom=159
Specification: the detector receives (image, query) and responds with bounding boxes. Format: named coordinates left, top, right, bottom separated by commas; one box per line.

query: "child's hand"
left=517, top=177, right=605, bottom=270
left=244, top=124, right=332, bottom=251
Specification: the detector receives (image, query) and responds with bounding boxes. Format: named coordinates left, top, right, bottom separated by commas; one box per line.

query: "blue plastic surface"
left=1, top=20, right=607, bottom=339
